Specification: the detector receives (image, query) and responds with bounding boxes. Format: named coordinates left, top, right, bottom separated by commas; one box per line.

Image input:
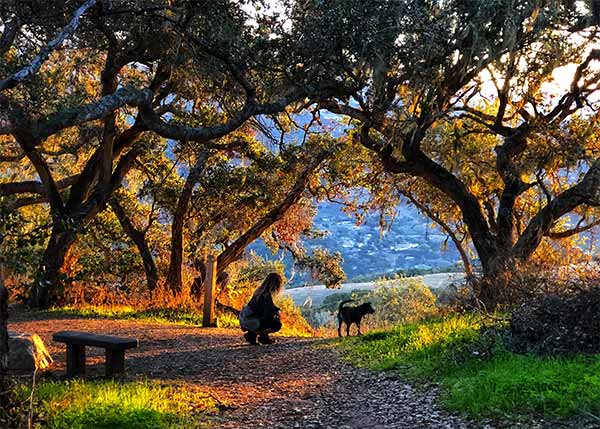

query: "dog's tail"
left=338, top=299, right=354, bottom=315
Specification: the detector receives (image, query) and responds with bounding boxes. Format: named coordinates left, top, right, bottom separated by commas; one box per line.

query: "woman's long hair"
left=251, top=273, right=283, bottom=301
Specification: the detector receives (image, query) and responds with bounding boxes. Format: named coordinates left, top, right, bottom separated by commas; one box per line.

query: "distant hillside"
left=252, top=202, right=464, bottom=284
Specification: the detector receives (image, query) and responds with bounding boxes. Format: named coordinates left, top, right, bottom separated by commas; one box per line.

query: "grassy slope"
left=341, top=315, right=600, bottom=420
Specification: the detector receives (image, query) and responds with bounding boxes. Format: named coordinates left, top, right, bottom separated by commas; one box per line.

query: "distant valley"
left=253, top=202, right=463, bottom=284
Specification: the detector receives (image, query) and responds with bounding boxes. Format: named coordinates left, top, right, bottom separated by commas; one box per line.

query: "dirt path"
left=9, top=313, right=481, bottom=428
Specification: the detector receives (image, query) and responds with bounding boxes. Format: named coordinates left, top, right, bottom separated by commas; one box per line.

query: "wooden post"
left=202, top=255, right=217, bottom=327
left=105, top=348, right=125, bottom=377
left=66, top=344, right=86, bottom=377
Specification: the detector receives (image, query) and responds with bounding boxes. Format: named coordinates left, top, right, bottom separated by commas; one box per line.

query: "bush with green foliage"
left=276, top=295, right=313, bottom=337
left=217, top=252, right=286, bottom=311
left=365, top=276, right=439, bottom=328
left=216, top=311, right=240, bottom=329
left=301, top=276, right=440, bottom=331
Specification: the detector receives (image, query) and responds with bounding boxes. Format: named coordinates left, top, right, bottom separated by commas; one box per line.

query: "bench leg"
left=66, top=344, right=85, bottom=377
left=105, top=349, right=125, bottom=377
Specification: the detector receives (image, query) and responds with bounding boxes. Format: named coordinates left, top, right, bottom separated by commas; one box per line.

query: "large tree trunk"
left=27, top=145, right=143, bottom=309
left=1, top=265, right=9, bottom=387
left=361, top=126, right=530, bottom=310
left=166, top=151, right=209, bottom=293
left=29, top=225, right=78, bottom=309
left=110, top=199, right=158, bottom=291
left=26, top=145, right=148, bottom=308
left=475, top=254, right=520, bottom=311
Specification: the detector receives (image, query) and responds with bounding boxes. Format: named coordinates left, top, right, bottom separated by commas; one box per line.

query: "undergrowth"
left=48, top=298, right=313, bottom=337
left=48, top=305, right=205, bottom=326
left=342, top=314, right=600, bottom=420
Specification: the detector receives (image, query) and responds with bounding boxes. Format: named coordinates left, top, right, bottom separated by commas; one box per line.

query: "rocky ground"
left=8, top=313, right=592, bottom=429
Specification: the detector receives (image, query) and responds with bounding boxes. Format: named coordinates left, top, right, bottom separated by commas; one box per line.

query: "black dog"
left=337, top=299, right=375, bottom=337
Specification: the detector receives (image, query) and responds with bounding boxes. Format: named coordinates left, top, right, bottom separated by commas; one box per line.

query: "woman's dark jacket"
left=247, top=292, right=280, bottom=320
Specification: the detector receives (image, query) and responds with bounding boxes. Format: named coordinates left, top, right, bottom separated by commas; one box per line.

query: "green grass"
left=342, top=314, right=600, bottom=420
left=48, top=305, right=206, bottom=326
left=444, top=353, right=600, bottom=418
left=30, top=380, right=217, bottom=429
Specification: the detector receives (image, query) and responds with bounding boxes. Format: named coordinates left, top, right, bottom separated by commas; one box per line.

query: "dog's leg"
left=346, top=322, right=351, bottom=337
left=337, top=316, right=342, bottom=337
left=357, top=322, right=362, bottom=336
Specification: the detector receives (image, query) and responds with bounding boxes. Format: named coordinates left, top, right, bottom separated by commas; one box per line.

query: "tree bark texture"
left=0, top=268, right=9, bottom=385
left=166, top=150, right=210, bottom=293
left=29, top=225, right=78, bottom=309
left=110, top=199, right=159, bottom=291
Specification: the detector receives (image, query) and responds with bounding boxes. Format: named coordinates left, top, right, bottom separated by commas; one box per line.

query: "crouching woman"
left=239, top=273, right=283, bottom=345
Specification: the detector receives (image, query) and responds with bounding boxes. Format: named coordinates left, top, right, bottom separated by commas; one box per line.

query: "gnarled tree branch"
left=217, top=150, right=331, bottom=272
left=0, top=0, right=98, bottom=91
left=513, top=159, right=600, bottom=259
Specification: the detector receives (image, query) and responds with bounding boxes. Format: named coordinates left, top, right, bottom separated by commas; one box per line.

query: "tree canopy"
left=0, top=0, right=598, bottom=310
left=309, top=0, right=600, bottom=307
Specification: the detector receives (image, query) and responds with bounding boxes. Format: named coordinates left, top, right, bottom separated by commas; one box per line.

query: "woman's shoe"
left=244, top=332, right=259, bottom=345
left=258, top=334, right=275, bottom=344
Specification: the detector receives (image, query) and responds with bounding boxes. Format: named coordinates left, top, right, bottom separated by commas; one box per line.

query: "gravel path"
left=8, top=313, right=577, bottom=429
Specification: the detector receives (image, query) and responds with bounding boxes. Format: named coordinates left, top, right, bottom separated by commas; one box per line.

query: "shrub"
left=510, top=284, right=600, bottom=356
left=470, top=261, right=600, bottom=310
left=300, top=276, right=440, bottom=333
left=362, top=276, right=439, bottom=329
left=216, top=311, right=240, bottom=329
left=218, top=253, right=286, bottom=311
left=276, top=295, right=313, bottom=337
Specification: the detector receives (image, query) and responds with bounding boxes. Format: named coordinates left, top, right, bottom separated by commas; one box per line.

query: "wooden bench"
left=53, top=331, right=138, bottom=378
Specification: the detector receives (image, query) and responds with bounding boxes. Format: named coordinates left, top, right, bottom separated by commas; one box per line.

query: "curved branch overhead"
left=0, top=0, right=98, bottom=92
left=315, top=0, right=600, bottom=308
left=1, top=0, right=599, bottom=312
left=0, top=175, right=79, bottom=197
left=217, top=149, right=333, bottom=273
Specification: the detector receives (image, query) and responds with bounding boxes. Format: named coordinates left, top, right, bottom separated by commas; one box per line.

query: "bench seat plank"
left=53, top=331, right=138, bottom=350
